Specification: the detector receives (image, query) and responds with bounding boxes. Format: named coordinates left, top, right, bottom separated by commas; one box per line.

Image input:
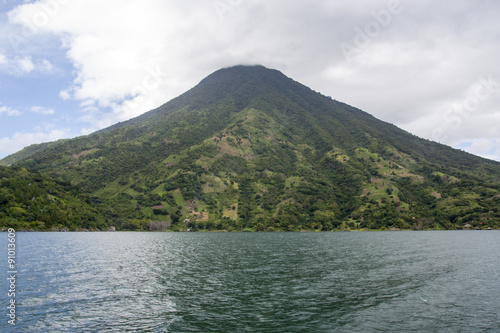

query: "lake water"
left=1, top=231, right=499, bottom=332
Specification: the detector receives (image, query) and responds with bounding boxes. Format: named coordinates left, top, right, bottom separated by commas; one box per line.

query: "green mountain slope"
left=2, top=65, right=500, bottom=231
left=0, top=166, right=107, bottom=230
left=0, top=139, right=71, bottom=167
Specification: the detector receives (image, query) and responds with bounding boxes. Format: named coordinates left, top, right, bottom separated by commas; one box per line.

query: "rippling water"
left=1, top=231, right=499, bottom=332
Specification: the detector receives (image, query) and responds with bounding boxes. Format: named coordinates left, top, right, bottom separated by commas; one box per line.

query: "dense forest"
left=0, top=166, right=107, bottom=230
left=1, top=65, right=500, bottom=231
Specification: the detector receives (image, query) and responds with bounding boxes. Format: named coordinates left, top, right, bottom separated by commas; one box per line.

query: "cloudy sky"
left=0, top=0, right=499, bottom=161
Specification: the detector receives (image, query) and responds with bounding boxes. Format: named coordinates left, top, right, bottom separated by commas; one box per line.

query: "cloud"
left=6, top=0, right=385, bottom=124
left=29, top=105, right=55, bottom=115
left=5, top=0, right=500, bottom=161
left=0, top=53, right=55, bottom=75
left=0, top=105, right=57, bottom=118
left=457, top=139, right=500, bottom=162
left=400, top=76, right=500, bottom=151
left=0, top=129, right=69, bottom=156
left=0, top=105, right=56, bottom=116
left=14, top=55, right=35, bottom=73
left=0, top=106, right=22, bottom=116
left=9, top=1, right=198, bottom=121
left=39, top=58, right=53, bottom=72
left=59, top=90, right=70, bottom=100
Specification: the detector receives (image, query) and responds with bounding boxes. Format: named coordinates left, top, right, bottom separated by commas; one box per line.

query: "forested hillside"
left=1, top=66, right=499, bottom=231
left=0, top=166, right=107, bottom=230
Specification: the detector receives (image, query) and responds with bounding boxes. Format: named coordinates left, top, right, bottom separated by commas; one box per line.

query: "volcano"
left=2, top=65, right=499, bottom=231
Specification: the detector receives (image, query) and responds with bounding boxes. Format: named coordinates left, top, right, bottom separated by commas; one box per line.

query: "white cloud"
left=59, top=90, right=70, bottom=100
left=0, top=105, right=56, bottom=116
left=0, top=53, right=54, bottom=75
left=0, top=106, right=22, bottom=116
left=15, top=55, right=35, bottom=73
left=456, top=139, right=500, bottom=162
left=39, top=58, right=53, bottom=72
left=29, top=106, right=55, bottom=115
left=0, top=129, right=69, bottom=156
left=9, top=1, right=175, bottom=115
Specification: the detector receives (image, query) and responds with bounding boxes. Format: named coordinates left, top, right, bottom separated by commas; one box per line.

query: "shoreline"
left=2, top=228, right=498, bottom=233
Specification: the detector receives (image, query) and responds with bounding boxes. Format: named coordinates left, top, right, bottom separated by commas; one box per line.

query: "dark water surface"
left=1, top=231, right=499, bottom=332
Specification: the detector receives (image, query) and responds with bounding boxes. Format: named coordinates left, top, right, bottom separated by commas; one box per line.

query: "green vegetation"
left=1, top=65, right=499, bottom=231
left=0, top=166, right=107, bottom=230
